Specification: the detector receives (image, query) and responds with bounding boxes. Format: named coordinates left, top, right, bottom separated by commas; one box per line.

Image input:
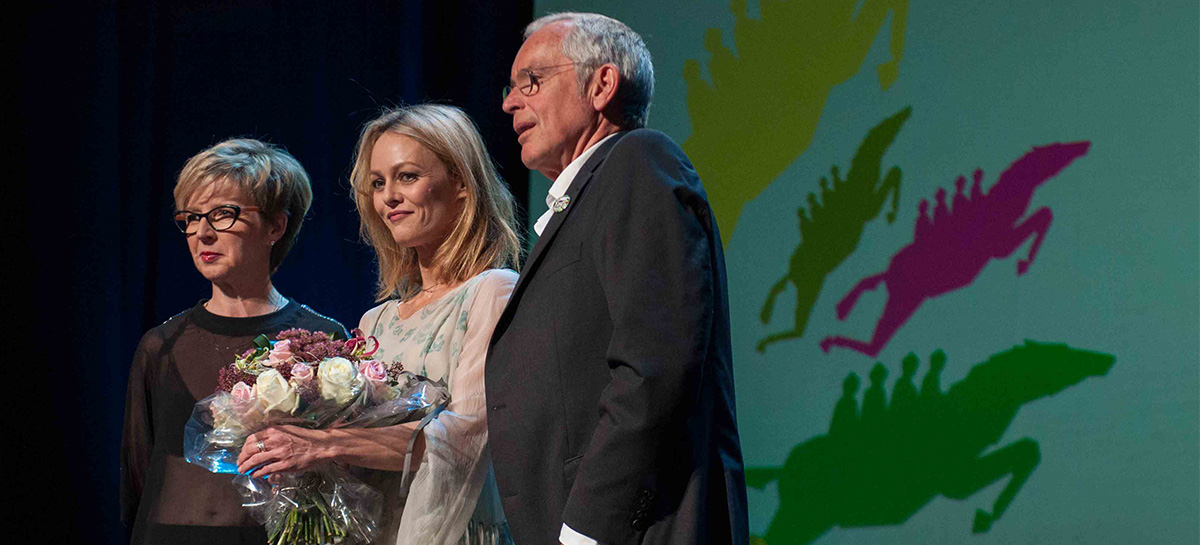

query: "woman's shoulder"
left=468, top=268, right=518, bottom=296
left=138, top=306, right=195, bottom=348
left=474, top=267, right=518, bottom=283
left=290, top=302, right=349, bottom=337
left=357, top=299, right=394, bottom=333
left=130, top=306, right=197, bottom=374
left=463, top=269, right=518, bottom=315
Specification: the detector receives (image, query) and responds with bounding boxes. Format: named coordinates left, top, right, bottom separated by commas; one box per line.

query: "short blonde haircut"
left=350, top=104, right=521, bottom=301
left=174, top=138, right=313, bottom=273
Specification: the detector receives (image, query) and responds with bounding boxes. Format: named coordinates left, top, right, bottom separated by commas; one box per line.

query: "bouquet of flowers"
left=184, top=328, right=448, bottom=545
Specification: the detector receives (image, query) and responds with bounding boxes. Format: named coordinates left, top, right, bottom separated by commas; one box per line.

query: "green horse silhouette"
left=757, top=107, right=909, bottom=352
left=746, top=341, right=1115, bottom=544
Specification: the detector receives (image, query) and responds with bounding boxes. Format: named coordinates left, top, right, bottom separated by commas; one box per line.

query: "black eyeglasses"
left=502, top=62, right=576, bottom=101
left=173, top=204, right=260, bottom=234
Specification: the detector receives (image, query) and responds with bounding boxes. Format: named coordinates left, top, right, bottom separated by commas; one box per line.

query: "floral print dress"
left=358, top=269, right=517, bottom=545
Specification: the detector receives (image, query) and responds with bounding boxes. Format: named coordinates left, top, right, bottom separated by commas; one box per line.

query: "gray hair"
left=525, top=12, right=654, bottom=129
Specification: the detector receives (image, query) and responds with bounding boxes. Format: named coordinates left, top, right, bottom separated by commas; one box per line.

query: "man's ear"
left=589, top=63, right=621, bottom=112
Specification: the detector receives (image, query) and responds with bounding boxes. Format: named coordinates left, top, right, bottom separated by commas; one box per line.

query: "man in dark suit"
left=486, top=12, right=748, bottom=545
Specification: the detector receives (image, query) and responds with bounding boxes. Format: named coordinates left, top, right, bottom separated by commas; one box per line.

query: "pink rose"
left=358, top=360, right=388, bottom=382
left=231, top=381, right=255, bottom=403
left=267, top=339, right=296, bottom=367
left=290, top=362, right=314, bottom=383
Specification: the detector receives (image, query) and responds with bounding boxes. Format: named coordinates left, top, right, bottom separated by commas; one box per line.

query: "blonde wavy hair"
left=350, top=104, right=521, bottom=301
left=174, top=138, right=313, bottom=273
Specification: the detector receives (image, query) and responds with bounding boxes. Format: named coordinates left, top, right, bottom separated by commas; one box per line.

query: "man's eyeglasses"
left=173, top=204, right=259, bottom=234
left=502, top=62, right=577, bottom=101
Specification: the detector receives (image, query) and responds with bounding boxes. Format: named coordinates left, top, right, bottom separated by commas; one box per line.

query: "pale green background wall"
left=525, top=1, right=1198, bottom=542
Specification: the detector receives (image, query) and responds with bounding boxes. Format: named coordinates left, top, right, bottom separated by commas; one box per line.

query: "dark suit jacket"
left=486, top=129, right=748, bottom=545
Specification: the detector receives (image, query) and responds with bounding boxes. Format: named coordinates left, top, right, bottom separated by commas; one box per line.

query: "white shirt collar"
left=534, top=132, right=619, bottom=235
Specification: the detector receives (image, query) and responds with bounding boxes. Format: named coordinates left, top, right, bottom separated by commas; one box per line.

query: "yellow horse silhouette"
left=684, top=0, right=909, bottom=245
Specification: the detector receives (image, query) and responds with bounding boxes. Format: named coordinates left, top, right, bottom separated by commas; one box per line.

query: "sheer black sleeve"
left=120, top=330, right=162, bottom=528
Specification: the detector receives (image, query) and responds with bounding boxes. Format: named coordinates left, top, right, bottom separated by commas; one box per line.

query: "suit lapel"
left=491, top=132, right=627, bottom=347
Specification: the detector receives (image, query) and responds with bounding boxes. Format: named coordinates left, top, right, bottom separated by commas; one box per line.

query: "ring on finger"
left=257, top=439, right=266, bottom=453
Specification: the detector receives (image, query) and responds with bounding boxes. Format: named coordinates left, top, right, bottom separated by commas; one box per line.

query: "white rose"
left=255, top=369, right=300, bottom=414
left=318, top=357, right=362, bottom=405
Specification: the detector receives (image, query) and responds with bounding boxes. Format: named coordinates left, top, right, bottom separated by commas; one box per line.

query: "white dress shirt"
left=533, top=133, right=619, bottom=236
left=560, top=522, right=598, bottom=545
left=534, top=134, right=619, bottom=545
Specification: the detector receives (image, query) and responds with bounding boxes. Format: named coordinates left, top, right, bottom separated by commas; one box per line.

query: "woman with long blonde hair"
left=238, top=104, right=521, bottom=545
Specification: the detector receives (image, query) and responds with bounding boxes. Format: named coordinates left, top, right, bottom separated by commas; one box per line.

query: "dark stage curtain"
left=15, top=1, right=531, bottom=542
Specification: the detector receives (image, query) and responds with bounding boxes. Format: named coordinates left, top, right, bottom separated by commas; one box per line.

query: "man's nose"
left=502, top=90, right=521, bottom=114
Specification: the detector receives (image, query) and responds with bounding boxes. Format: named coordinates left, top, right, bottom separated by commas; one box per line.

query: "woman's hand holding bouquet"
left=184, top=328, right=448, bottom=545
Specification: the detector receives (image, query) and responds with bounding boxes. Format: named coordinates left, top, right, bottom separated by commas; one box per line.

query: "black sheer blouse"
left=121, top=299, right=347, bottom=545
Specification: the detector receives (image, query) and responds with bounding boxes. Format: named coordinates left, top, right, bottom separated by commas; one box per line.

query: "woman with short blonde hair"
left=122, top=138, right=346, bottom=545
left=175, top=138, right=314, bottom=273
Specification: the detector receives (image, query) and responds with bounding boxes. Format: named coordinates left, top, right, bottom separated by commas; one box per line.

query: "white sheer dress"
left=357, top=269, right=517, bottom=545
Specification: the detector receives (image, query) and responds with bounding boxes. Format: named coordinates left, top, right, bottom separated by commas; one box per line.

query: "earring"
left=269, top=240, right=276, bottom=246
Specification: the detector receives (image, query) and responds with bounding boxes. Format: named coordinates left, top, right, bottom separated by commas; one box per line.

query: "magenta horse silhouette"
left=821, top=142, right=1091, bottom=357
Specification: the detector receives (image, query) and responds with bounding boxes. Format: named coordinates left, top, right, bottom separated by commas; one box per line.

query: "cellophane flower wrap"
left=184, top=328, right=449, bottom=545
